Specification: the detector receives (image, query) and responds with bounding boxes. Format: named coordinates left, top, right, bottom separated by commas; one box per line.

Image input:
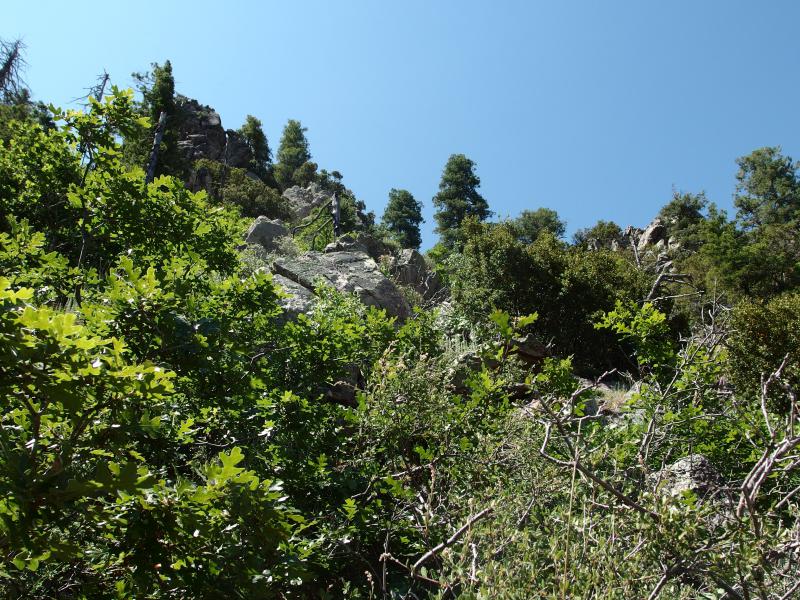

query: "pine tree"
left=131, top=60, right=184, bottom=178
left=238, top=115, right=271, bottom=178
left=383, top=189, right=424, bottom=249
left=433, top=154, right=491, bottom=248
left=274, top=119, right=313, bottom=190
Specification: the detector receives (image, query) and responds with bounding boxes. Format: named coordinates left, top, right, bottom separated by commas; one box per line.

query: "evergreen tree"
left=274, top=119, right=313, bottom=190
left=433, top=154, right=491, bottom=248
left=238, top=114, right=271, bottom=178
left=131, top=60, right=184, bottom=178
left=511, top=208, right=565, bottom=244
left=658, top=191, right=708, bottom=252
left=382, top=189, right=424, bottom=249
left=734, top=147, right=799, bottom=229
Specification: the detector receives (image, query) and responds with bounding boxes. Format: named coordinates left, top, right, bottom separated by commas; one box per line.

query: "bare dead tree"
left=0, top=38, right=25, bottom=96
left=145, top=111, right=168, bottom=184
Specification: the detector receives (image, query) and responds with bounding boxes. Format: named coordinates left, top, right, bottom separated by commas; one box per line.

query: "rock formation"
left=273, top=251, right=411, bottom=320
left=282, top=184, right=330, bottom=221
left=244, top=217, right=288, bottom=251
left=175, top=96, right=252, bottom=171
left=389, top=249, right=444, bottom=302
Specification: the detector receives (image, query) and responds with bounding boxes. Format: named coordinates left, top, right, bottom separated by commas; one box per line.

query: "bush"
left=728, top=291, right=800, bottom=413
left=193, top=158, right=291, bottom=220
left=450, top=221, right=650, bottom=372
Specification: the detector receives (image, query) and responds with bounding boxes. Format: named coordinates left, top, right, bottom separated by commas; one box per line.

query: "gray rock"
left=512, top=334, right=548, bottom=364
left=176, top=96, right=227, bottom=162
left=175, top=96, right=253, bottom=171
left=356, top=234, right=393, bottom=261
left=447, top=350, right=503, bottom=395
left=274, top=251, right=411, bottom=320
left=244, top=217, right=288, bottom=250
left=637, top=217, right=667, bottom=252
left=391, top=249, right=444, bottom=301
left=282, top=184, right=330, bottom=221
left=649, top=454, right=730, bottom=505
left=324, top=234, right=366, bottom=254
left=223, top=129, right=252, bottom=170
left=323, top=364, right=363, bottom=406
left=271, top=273, right=316, bottom=321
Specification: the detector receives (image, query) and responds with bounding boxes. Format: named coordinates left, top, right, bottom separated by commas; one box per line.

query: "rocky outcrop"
left=244, top=217, right=288, bottom=251
left=273, top=251, right=411, bottom=320
left=175, top=96, right=252, bottom=170
left=282, top=184, right=330, bottom=221
left=637, top=217, right=667, bottom=252
left=271, top=273, right=316, bottom=321
left=390, top=249, right=444, bottom=301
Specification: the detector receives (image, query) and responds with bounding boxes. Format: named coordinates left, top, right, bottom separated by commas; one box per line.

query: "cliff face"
left=175, top=95, right=252, bottom=171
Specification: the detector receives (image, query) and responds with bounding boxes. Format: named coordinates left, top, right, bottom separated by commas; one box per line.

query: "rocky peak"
left=175, top=95, right=252, bottom=171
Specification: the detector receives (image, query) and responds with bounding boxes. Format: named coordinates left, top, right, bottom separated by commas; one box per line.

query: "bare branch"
left=411, top=507, right=493, bottom=577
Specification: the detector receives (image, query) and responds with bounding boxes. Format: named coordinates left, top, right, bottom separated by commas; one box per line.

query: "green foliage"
left=510, top=207, right=566, bottom=244
left=274, top=119, right=312, bottom=190
left=238, top=114, right=272, bottom=178
left=680, top=149, right=800, bottom=301
left=193, top=158, right=290, bottom=220
left=433, top=154, right=491, bottom=249
left=595, top=301, right=677, bottom=377
left=572, top=219, right=623, bottom=249
left=2, top=60, right=799, bottom=597
left=735, top=146, right=799, bottom=230
left=128, top=60, right=186, bottom=178
left=450, top=220, right=649, bottom=371
left=658, top=191, right=708, bottom=253
left=382, top=188, right=424, bottom=249
left=728, top=291, right=800, bottom=413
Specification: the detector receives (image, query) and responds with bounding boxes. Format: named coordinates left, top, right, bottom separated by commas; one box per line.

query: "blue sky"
left=6, top=1, right=800, bottom=248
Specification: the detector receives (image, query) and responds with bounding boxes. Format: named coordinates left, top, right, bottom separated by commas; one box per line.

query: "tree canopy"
left=382, top=188, right=424, bottom=249
left=510, top=207, right=566, bottom=244
left=274, top=119, right=313, bottom=189
left=432, top=153, right=491, bottom=248
left=238, top=114, right=271, bottom=178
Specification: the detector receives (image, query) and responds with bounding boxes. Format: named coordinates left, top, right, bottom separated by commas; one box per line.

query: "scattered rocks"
left=649, top=454, right=724, bottom=500
left=324, top=234, right=367, bottom=255
left=323, top=364, right=364, bottom=407
left=512, top=335, right=548, bottom=364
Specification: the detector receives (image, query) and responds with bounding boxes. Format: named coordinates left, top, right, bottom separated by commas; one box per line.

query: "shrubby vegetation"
left=0, top=45, right=798, bottom=598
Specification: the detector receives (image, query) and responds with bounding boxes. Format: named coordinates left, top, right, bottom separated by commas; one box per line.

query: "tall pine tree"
left=238, top=115, right=272, bottom=179
left=433, top=154, right=490, bottom=248
left=383, top=189, right=424, bottom=249
left=274, top=119, right=313, bottom=190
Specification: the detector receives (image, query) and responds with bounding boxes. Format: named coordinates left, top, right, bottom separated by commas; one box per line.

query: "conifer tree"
left=383, top=189, right=424, bottom=249
left=274, top=119, right=313, bottom=190
left=433, top=154, right=491, bottom=248
left=238, top=115, right=271, bottom=178
left=132, top=60, right=184, bottom=178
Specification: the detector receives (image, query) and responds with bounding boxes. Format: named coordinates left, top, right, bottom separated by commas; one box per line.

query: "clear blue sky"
left=6, top=1, right=800, bottom=248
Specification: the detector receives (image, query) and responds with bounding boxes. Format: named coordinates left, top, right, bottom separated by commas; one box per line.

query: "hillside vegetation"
left=1, top=52, right=799, bottom=598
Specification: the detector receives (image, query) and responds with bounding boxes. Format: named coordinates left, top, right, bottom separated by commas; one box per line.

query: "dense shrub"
left=192, top=158, right=291, bottom=220
left=728, top=291, right=800, bottom=413
left=450, top=220, right=650, bottom=371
